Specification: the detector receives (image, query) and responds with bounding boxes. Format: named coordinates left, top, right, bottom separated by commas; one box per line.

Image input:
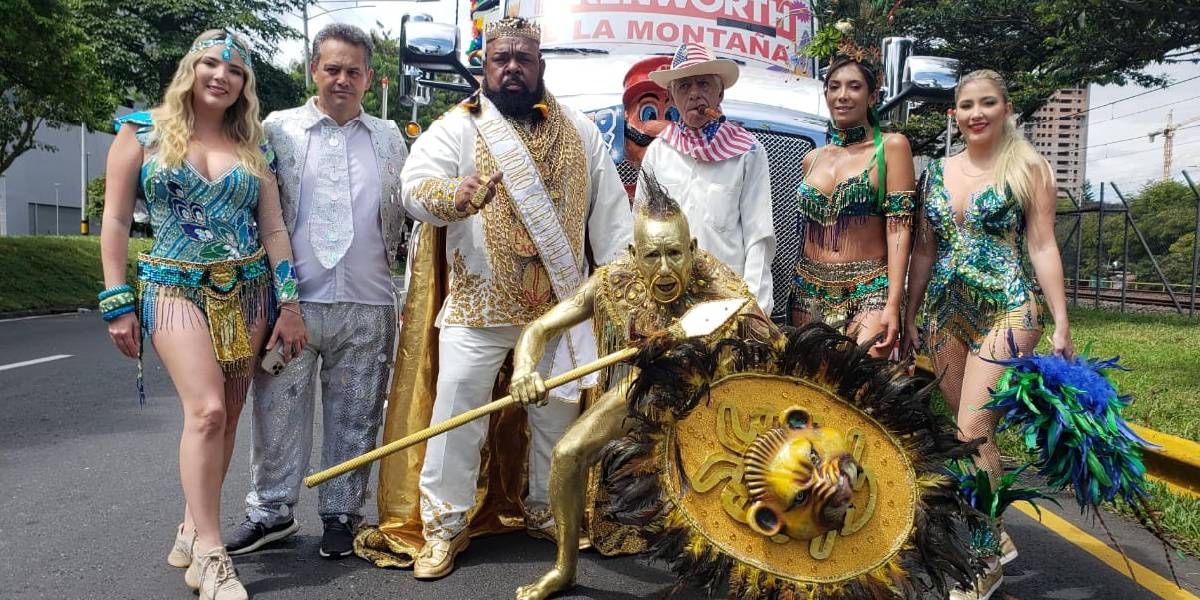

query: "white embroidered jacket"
left=402, top=101, right=633, bottom=328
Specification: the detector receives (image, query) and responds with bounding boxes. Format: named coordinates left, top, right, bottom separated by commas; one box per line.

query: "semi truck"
left=397, top=1, right=957, bottom=321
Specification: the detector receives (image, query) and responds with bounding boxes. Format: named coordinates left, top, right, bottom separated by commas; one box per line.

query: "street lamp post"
left=54, top=183, right=61, bottom=236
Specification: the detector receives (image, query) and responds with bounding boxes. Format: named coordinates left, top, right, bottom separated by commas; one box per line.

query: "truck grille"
left=615, top=130, right=816, bottom=320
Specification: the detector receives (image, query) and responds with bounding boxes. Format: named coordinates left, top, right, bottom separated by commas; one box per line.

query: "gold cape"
left=355, top=223, right=650, bottom=566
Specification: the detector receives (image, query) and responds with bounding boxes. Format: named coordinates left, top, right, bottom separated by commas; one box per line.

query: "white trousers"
left=418, top=325, right=579, bottom=541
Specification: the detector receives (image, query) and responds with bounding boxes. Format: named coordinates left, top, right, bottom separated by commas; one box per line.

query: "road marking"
left=1013, top=503, right=1198, bottom=599
left=0, top=354, right=73, bottom=372
left=0, top=312, right=81, bottom=323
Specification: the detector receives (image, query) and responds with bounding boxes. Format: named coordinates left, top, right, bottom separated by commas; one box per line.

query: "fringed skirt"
left=791, top=256, right=889, bottom=326
left=928, top=281, right=1043, bottom=354
left=137, top=248, right=276, bottom=380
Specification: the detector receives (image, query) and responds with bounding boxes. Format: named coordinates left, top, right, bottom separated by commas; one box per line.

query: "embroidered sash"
left=472, top=97, right=598, bottom=398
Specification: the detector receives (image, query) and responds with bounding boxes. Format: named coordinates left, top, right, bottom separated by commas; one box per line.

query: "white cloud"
left=1084, top=60, right=1200, bottom=191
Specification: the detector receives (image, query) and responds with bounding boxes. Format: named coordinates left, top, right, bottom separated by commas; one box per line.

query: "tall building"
left=1026, top=86, right=1089, bottom=200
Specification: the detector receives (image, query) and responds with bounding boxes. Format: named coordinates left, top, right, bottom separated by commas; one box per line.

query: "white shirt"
left=637, top=138, right=776, bottom=314
left=291, top=108, right=394, bottom=305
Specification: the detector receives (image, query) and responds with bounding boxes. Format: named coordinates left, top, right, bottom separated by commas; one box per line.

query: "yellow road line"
left=1013, top=503, right=1197, bottom=600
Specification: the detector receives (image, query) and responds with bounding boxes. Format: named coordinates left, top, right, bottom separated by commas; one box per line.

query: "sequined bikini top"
left=796, top=155, right=883, bottom=225
left=112, top=112, right=276, bottom=263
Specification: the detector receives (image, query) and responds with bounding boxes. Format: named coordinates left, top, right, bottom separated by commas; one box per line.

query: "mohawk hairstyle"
left=635, top=169, right=683, bottom=220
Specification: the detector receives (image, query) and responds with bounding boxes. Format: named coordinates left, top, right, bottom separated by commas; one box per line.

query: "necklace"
left=957, top=158, right=993, bottom=179
left=829, top=122, right=868, bottom=147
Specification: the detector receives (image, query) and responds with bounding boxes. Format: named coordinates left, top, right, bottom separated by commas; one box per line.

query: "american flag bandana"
left=659, top=117, right=758, bottom=162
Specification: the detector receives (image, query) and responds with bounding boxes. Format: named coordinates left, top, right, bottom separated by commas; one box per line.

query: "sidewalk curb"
left=1130, top=424, right=1200, bottom=499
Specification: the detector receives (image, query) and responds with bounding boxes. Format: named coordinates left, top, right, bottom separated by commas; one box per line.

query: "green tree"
left=896, top=0, right=1200, bottom=117
left=1058, top=180, right=1199, bottom=287
left=809, top=0, right=1200, bottom=154
left=0, top=0, right=117, bottom=177
left=75, top=0, right=308, bottom=109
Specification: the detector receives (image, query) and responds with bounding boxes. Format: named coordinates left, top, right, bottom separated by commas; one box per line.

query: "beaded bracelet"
left=98, top=284, right=136, bottom=322
left=98, top=283, right=133, bottom=301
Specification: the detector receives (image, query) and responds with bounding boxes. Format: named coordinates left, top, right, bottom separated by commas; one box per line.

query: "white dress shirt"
left=637, top=138, right=776, bottom=314
left=291, top=107, right=394, bottom=305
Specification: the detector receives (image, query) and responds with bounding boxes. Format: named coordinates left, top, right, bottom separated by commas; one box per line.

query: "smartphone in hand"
left=260, top=345, right=287, bottom=376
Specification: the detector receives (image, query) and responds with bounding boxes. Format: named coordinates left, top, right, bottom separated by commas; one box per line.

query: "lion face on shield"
left=742, top=407, right=859, bottom=541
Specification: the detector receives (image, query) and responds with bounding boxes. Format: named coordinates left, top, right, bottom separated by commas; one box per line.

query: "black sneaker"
left=224, top=517, right=299, bottom=556
left=319, top=519, right=355, bottom=559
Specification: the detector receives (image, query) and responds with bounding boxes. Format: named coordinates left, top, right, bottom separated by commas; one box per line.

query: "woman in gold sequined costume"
left=99, top=30, right=305, bottom=599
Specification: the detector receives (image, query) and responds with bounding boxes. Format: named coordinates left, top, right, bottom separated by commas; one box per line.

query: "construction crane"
left=1148, top=109, right=1200, bottom=180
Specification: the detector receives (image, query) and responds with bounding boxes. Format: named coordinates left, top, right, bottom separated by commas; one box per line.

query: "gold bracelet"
left=280, top=304, right=302, bottom=316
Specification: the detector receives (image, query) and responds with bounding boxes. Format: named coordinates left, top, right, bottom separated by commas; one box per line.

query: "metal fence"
left=1056, top=169, right=1200, bottom=316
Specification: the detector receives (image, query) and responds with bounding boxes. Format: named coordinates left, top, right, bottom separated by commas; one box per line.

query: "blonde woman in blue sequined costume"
left=793, top=56, right=915, bottom=358
left=100, top=29, right=305, bottom=599
left=904, top=70, right=1073, bottom=600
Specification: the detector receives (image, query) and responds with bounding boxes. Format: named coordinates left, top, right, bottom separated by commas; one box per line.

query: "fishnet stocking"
left=932, top=327, right=1041, bottom=485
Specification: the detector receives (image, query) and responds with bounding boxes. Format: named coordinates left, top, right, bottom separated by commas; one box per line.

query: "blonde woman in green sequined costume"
left=904, top=70, right=1074, bottom=600
left=793, top=57, right=915, bottom=359
left=101, top=30, right=306, bottom=599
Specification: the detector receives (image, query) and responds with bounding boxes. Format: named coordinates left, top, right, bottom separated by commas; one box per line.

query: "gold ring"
left=469, top=186, right=490, bottom=210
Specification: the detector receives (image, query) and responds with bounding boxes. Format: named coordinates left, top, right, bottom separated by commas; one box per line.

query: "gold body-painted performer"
left=508, top=174, right=774, bottom=600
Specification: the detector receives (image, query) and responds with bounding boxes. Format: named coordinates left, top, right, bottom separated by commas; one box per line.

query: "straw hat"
left=648, top=43, right=740, bottom=90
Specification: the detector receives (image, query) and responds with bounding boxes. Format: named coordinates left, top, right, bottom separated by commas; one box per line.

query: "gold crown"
left=485, top=16, right=541, bottom=43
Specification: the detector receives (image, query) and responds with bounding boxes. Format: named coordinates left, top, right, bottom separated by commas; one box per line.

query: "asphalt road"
left=1, top=312, right=1198, bottom=600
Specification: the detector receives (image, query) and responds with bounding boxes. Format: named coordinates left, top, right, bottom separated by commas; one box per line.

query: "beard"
left=483, top=74, right=547, bottom=123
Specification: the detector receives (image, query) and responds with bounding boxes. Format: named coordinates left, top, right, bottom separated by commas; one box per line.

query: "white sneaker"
left=998, top=529, right=1018, bottom=566
left=191, top=546, right=248, bottom=600
left=167, top=523, right=194, bottom=568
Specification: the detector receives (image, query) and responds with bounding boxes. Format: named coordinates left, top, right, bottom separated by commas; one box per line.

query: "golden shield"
left=663, top=373, right=919, bottom=584
left=605, top=323, right=981, bottom=600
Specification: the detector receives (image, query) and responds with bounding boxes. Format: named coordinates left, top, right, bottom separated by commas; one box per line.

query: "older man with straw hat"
left=637, top=42, right=776, bottom=315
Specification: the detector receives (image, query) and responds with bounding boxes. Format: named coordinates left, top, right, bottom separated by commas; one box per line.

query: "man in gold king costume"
left=354, top=15, right=632, bottom=580
left=508, top=173, right=773, bottom=600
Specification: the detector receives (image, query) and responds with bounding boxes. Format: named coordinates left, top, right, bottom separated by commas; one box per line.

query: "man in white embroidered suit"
left=401, top=16, right=632, bottom=580
left=226, top=24, right=408, bottom=560
left=636, top=42, right=776, bottom=314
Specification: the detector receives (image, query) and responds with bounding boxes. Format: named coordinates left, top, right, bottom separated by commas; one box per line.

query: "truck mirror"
left=880, top=37, right=914, bottom=102
left=399, top=13, right=479, bottom=100
left=877, top=35, right=959, bottom=118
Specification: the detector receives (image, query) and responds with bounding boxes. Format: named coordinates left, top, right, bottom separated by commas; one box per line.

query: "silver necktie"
left=311, top=125, right=354, bottom=268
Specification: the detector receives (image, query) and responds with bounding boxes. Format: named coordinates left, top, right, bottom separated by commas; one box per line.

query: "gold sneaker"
left=998, top=529, right=1018, bottom=566
left=168, top=524, right=194, bottom=568
left=413, top=530, right=471, bottom=581
left=192, top=546, right=248, bottom=600
left=950, top=559, right=1003, bottom=600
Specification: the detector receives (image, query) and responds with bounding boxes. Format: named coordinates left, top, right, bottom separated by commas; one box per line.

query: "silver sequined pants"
left=418, top=325, right=579, bottom=541
left=245, top=302, right=396, bottom=527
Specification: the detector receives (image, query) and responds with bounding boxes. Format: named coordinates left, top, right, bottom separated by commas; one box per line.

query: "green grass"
left=0, top=236, right=152, bottom=313
left=1041, top=308, right=1200, bottom=443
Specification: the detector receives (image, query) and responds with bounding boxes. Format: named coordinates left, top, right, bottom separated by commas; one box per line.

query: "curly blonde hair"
left=149, top=29, right=269, bottom=180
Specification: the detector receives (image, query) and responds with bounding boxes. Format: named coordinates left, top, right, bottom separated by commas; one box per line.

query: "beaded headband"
left=484, top=16, right=541, bottom=44
left=190, top=31, right=253, bottom=70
